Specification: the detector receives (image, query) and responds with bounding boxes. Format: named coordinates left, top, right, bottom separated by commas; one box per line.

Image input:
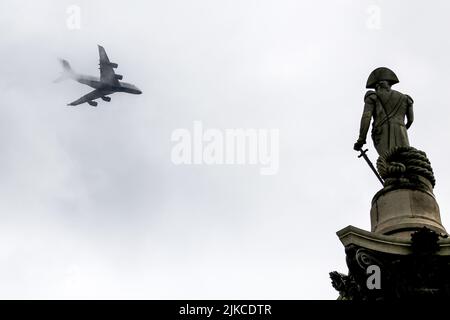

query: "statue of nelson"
left=353, top=67, right=414, bottom=156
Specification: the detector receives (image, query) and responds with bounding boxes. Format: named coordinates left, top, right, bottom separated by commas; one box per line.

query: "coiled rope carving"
left=376, top=146, right=435, bottom=187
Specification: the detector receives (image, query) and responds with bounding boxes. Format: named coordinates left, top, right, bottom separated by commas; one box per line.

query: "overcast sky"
left=1, top=0, right=450, bottom=299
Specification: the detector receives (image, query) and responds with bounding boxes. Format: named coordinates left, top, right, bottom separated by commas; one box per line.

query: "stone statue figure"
left=353, top=67, right=414, bottom=156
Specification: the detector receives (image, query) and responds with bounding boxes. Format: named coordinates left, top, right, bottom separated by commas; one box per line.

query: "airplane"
left=56, top=45, right=142, bottom=106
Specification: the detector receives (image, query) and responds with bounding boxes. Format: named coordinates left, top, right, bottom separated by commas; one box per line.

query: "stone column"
left=331, top=146, right=450, bottom=299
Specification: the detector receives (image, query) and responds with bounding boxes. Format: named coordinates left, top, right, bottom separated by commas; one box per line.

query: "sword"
left=357, top=148, right=384, bottom=186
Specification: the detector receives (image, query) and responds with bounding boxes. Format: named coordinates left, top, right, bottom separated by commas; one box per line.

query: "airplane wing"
left=67, top=89, right=104, bottom=106
left=98, top=45, right=120, bottom=86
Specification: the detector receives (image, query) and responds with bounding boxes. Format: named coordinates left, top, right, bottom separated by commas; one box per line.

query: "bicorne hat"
left=366, top=67, right=399, bottom=89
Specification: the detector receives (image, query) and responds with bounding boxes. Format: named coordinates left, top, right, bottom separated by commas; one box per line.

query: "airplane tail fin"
left=54, top=59, right=76, bottom=83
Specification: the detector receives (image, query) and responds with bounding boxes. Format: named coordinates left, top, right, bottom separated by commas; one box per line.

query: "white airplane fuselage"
left=75, top=74, right=142, bottom=95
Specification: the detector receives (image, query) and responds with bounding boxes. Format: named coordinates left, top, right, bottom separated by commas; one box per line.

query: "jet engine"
left=88, top=100, right=98, bottom=107
left=115, top=74, right=123, bottom=80
left=101, top=96, right=111, bottom=102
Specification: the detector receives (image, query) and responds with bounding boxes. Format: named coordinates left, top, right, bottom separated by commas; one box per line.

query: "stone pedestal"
left=331, top=146, right=450, bottom=299
left=331, top=226, right=450, bottom=299
left=370, top=188, right=446, bottom=238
